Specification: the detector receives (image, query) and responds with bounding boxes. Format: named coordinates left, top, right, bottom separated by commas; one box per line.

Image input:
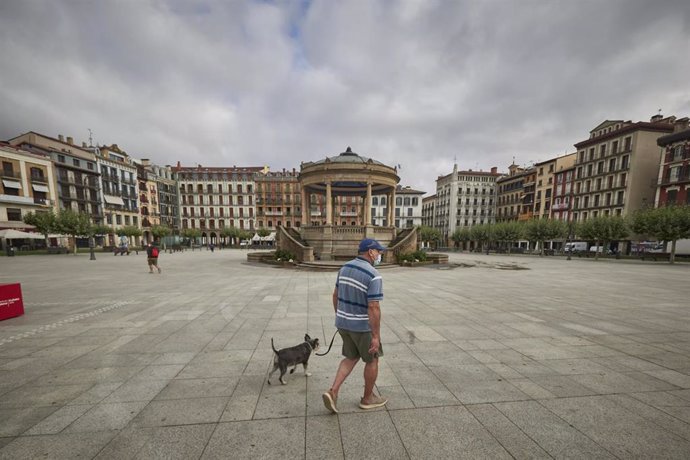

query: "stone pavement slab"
left=1, top=250, right=689, bottom=458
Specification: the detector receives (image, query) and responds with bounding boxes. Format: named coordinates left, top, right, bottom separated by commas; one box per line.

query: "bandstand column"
left=326, top=181, right=333, bottom=225
left=301, top=187, right=308, bottom=225
left=365, top=182, right=372, bottom=225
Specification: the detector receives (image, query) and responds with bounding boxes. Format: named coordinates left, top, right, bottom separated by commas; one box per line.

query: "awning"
left=0, top=229, right=44, bottom=240
left=104, top=195, right=125, bottom=206
left=251, top=233, right=261, bottom=242
left=2, top=179, right=21, bottom=189
left=31, top=184, right=50, bottom=193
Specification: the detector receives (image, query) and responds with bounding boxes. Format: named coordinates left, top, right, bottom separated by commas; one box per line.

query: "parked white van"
left=564, top=242, right=587, bottom=253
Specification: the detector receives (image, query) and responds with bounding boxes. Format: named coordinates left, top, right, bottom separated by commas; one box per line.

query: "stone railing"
left=387, top=227, right=419, bottom=264
left=276, top=225, right=314, bottom=262
left=332, top=227, right=365, bottom=235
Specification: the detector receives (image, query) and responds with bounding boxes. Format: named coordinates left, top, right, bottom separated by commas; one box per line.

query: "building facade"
left=9, top=132, right=102, bottom=224
left=655, top=118, right=690, bottom=206
left=533, top=153, right=577, bottom=219
left=136, top=160, right=161, bottom=244
left=0, top=142, right=58, bottom=230
left=255, top=168, right=302, bottom=230
left=551, top=165, right=576, bottom=222
left=496, top=164, right=529, bottom=222
left=433, top=164, right=501, bottom=243
left=572, top=115, right=675, bottom=222
left=372, top=185, right=424, bottom=228
left=95, top=144, right=140, bottom=246
left=421, top=194, right=435, bottom=228
left=175, top=164, right=264, bottom=243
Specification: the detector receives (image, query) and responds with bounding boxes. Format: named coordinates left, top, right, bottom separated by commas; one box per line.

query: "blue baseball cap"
left=358, top=238, right=386, bottom=253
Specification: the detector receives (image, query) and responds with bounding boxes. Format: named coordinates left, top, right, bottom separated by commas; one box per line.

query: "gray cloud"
left=1, top=0, right=688, bottom=196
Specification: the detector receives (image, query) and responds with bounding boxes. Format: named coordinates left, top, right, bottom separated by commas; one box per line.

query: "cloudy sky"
left=1, top=0, right=689, bottom=195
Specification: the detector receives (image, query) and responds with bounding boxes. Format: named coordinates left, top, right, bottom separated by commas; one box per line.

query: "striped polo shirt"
left=334, top=256, right=383, bottom=332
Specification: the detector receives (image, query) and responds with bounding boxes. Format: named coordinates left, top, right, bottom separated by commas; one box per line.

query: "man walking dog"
left=322, top=238, right=388, bottom=413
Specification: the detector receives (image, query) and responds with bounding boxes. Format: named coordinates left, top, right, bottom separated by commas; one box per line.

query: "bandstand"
left=276, top=147, right=418, bottom=262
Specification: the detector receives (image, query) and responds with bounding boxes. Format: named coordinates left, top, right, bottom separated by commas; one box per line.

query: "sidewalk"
left=1, top=250, right=689, bottom=458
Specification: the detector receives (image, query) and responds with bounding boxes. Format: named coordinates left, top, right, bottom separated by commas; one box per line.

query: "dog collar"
left=304, top=341, right=313, bottom=352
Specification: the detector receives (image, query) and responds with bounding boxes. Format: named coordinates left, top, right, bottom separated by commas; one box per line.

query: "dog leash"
left=315, top=329, right=338, bottom=356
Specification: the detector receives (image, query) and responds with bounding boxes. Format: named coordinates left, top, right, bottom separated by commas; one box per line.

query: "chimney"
left=58, top=134, right=64, bottom=142
left=491, top=167, right=498, bottom=174
left=82, top=142, right=87, bottom=148
left=66, top=136, right=73, bottom=145
left=673, top=117, right=690, bottom=133
left=650, top=113, right=663, bottom=123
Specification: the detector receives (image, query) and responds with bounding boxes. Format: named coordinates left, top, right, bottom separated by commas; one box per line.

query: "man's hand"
left=369, top=336, right=380, bottom=356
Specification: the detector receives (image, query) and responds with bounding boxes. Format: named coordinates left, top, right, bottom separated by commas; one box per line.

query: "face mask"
left=373, top=252, right=382, bottom=266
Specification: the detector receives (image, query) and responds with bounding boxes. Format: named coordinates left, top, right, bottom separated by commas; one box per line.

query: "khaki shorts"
left=148, top=258, right=158, bottom=266
left=339, top=329, right=383, bottom=363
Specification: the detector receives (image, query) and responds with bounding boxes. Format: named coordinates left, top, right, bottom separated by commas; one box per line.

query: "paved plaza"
left=0, top=250, right=689, bottom=459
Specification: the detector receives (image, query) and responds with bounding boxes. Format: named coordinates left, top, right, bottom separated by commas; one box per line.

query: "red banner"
left=0, top=283, right=24, bottom=321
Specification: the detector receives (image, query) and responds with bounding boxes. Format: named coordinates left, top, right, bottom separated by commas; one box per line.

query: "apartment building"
left=421, top=194, right=435, bottom=228
left=175, top=164, right=264, bottom=242
left=8, top=132, right=101, bottom=223
left=496, top=164, right=530, bottom=222
left=572, top=115, right=675, bottom=221
left=551, top=165, right=576, bottom=222
left=95, top=144, right=140, bottom=246
left=372, top=185, right=424, bottom=228
left=255, top=168, right=302, bottom=230
left=432, top=164, right=501, bottom=243
left=533, top=153, right=577, bottom=219
left=137, top=160, right=161, bottom=244
left=154, top=165, right=179, bottom=232
left=0, top=142, right=58, bottom=230
left=655, top=118, right=690, bottom=206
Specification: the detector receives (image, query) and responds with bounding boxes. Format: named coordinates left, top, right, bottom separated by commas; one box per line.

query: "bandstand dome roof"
left=304, top=147, right=386, bottom=167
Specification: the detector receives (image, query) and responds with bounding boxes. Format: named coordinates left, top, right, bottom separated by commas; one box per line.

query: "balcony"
left=265, top=210, right=283, bottom=216
left=552, top=202, right=569, bottom=211
left=1, top=170, right=22, bottom=179
left=30, top=174, right=48, bottom=184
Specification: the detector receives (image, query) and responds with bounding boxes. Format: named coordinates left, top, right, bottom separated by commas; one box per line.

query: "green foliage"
left=23, top=210, right=56, bottom=238
left=274, top=249, right=295, bottom=261
left=89, top=224, right=112, bottom=236
left=419, top=226, right=442, bottom=245
left=220, top=227, right=239, bottom=238
left=256, top=228, right=271, bottom=237
left=577, top=216, right=629, bottom=260
left=150, top=225, right=171, bottom=238
left=522, top=219, right=567, bottom=256
left=117, top=225, right=142, bottom=238
left=638, top=206, right=690, bottom=263
left=396, top=250, right=429, bottom=264
left=492, top=221, right=524, bottom=253
left=181, top=228, right=202, bottom=239
left=451, top=228, right=471, bottom=247
left=53, top=209, right=92, bottom=254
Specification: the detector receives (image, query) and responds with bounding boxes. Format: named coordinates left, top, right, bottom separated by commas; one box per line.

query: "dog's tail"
left=271, top=338, right=279, bottom=355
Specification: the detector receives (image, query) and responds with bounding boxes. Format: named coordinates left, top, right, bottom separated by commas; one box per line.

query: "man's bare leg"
left=362, top=358, right=379, bottom=402
left=330, top=357, right=359, bottom=398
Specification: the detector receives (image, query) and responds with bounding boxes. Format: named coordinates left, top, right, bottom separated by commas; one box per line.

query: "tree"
left=524, top=218, right=567, bottom=256
left=577, top=216, right=628, bottom=260
left=181, top=228, right=202, bottom=246
left=23, top=210, right=56, bottom=249
left=644, top=206, right=690, bottom=264
left=451, top=228, right=471, bottom=250
left=470, top=224, right=493, bottom=253
left=221, top=227, right=239, bottom=245
left=151, top=225, right=171, bottom=240
left=419, top=226, right=442, bottom=249
left=256, top=228, right=270, bottom=237
left=492, top=221, right=523, bottom=254
left=54, top=209, right=91, bottom=254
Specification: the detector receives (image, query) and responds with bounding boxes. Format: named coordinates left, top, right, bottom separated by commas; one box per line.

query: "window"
left=396, top=197, right=402, bottom=206
left=372, top=197, right=378, bottom=205
left=666, top=190, right=678, bottom=204
left=600, top=144, right=606, bottom=157
left=412, top=197, right=418, bottom=206
left=7, top=208, right=21, bottom=221
left=669, top=166, right=680, bottom=182
left=58, top=155, right=65, bottom=163
left=73, top=159, right=80, bottom=167
left=116, top=214, right=122, bottom=225
left=617, top=191, right=624, bottom=205
left=624, top=137, right=631, bottom=151
left=620, top=173, right=627, bottom=187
